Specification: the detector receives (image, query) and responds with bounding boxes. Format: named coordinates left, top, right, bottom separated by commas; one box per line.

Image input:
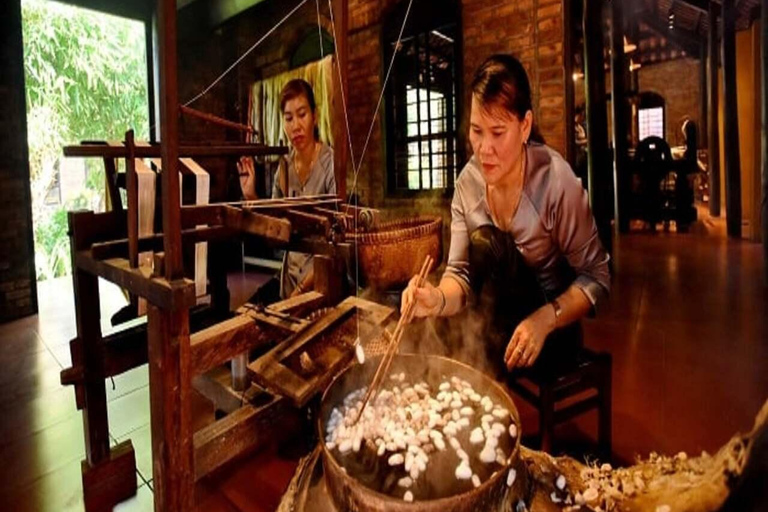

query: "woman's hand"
left=237, top=156, right=257, bottom=200
left=504, top=305, right=556, bottom=369
left=401, top=276, right=443, bottom=319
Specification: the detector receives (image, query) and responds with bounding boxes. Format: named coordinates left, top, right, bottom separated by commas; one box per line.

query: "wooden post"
left=762, top=0, right=767, bottom=283
left=331, top=0, right=349, bottom=200
left=69, top=211, right=137, bottom=511
left=722, top=0, right=742, bottom=237
left=148, top=0, right=194, bottom=511
left=583, top=0, right=613, bottom=254
left=564, top=0, right=576, bottom=167
left=610, top=0, right=630, bottom=234
left=700, top=41, right=708, bottom=150
left=147, top=305, right=193, bottom=512
left=158, top=0, right=182, bottom=280
left=708, top=1, right=721, bottom=217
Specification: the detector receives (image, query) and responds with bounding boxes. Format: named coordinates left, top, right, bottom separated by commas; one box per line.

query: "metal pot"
left=317, top=354, right=524, bottom=512
left=346, top=217, right=442, bottom=291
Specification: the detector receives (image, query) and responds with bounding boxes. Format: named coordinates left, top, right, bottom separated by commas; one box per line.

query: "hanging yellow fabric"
left=248, top=55, right=334, bottom=148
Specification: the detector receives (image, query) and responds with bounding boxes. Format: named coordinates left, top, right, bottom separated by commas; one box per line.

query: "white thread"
left=316, top=0, right=325, bottom=59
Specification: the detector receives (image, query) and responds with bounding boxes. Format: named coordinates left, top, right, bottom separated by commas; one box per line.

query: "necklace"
left=487, top=149, right=526, bottom=232
left=294, top=142, right=320, bottom=187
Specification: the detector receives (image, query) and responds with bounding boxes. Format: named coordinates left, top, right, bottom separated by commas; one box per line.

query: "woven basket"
left=345, top=216, right=442, bottom=290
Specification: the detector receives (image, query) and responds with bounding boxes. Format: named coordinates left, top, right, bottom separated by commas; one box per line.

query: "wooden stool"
left=507, top=348, right=612, bottom=457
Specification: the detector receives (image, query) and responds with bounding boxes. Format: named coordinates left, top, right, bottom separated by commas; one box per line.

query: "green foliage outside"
left=22, top=0, right=149, bottom=280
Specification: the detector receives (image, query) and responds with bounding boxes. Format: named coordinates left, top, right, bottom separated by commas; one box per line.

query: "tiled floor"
left=0, top=209, right=766, bottom=511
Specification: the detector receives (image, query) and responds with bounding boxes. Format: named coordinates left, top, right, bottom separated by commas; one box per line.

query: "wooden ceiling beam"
left=676, top=0, right=721, bottom=16
left=638, top=11, right=702, bottom=55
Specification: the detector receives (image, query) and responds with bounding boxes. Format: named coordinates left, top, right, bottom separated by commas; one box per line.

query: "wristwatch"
left=550, top=299, right=562, bottom=328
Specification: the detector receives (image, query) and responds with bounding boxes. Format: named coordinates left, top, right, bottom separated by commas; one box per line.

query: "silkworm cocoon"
left=492, top=423, right=506, bottom=436
left=451, top=409, right=461, bottom=422
left=456, top=449, right=469, bottom=462
left=582, top=487, right=599, bottom=503
left=485, top=436, right=499, bottom=449
left=326, top=441, right=336, bottom=450
left=455, top=461, right=472, bottom=480
left=483, top=402, right=494, bottom=413
left=550, top=492, right=562, bottom=504
left=355, top=344, right=365, bottom=364
left=450, top=400, right=463, bottom=410
left=339, top=439, right=353, bottom=454
left=460, top=406, right=474, bottom=416
left=434, top=437, right=446, bottom=451
left=388, top=453, right=404, bottom=466
left=404, top=490, right=414, bottom=502
left=472, top=474, right=481, bottom=488
left=470, top=427, right=484, bottom=445
left=439, top=382, right=451, bottom=392
left=506, top=468, right=517, bottom=487
left=398, top=476, right=413, bottom=488
left=410, top=464, right=420, bottom=480
left=479, top=444, right=496, bottom=463
left=509, top=423, right=518, bottom=439
left=492, top=408, right=509, bottom=419
left=556, top=474, right=566, bottom=490
left=449, top=437, right=461, bottom=450
left=404, top=452, right=414, bottom=472
left=377, top=442, right=386, bottom=456
left=352, top=435, right=362, bottom=452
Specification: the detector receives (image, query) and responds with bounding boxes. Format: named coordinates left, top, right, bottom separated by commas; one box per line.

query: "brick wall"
left=176, top=0, right=333, bottom=202
left=175, top=0, right=568, bottom=253
left=0, top=0, right=38, bottom=321
left=637, top=57, right=701, bottom=147
left=346, top=0, right=567, bottom=244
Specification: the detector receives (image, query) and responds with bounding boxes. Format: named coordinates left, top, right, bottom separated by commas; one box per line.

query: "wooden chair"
left=508, top=348, right=612, bottom=458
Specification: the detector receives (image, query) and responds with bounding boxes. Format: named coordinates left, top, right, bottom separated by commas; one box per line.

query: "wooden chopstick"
left=353, top=255, right=433, bottom=423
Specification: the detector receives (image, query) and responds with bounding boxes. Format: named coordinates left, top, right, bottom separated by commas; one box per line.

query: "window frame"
left=381, top=0, right=463, bottom=199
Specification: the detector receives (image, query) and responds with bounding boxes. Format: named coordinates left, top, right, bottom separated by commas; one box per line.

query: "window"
left=384, top=1, right=461, bottom=193
left=638, top=107, right=664, bottom=141
left=637, top=92, right=665, bottom=143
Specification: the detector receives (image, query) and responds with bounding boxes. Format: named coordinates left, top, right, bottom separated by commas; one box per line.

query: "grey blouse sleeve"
left=550, top=164, right=611, bottom=309
left=272, top=159, right=285, bottom=199
left=443, top=188, right=472, bottom=296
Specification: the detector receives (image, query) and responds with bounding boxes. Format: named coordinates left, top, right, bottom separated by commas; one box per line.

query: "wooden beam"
left=611, top=0, right=630, bottom=234
left=266, top=291, right=326, bottom=315
left=722, top=0, right=742, bottom=237
left=677, top=0, right=721, bottom=16
left=193, top=396, right=301, bottom=481
left=708, top=1, right=721, bottom=216
left=89, top=226, right=231, bottom=261
left=221, top=206, right=292, bottom=243
left=63, top=143, right=289, bottom=159
left=639, top=12, right=701, bottom=56
left=583, top=0, right=613, bottom=254
left=761, top=0, right=767, bottom=282
left=189, top=314, right=289, bottom=375
left=75, top=253, right=196, bottom=311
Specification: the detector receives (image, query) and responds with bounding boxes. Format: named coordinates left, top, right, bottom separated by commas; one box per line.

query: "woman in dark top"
left=402, top=55, right=610, bottom=377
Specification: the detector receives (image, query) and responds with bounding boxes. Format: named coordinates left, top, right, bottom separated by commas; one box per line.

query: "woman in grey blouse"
left=239, top=79, right=336, bottom=299
left=402, top=55, right=610, bottom=376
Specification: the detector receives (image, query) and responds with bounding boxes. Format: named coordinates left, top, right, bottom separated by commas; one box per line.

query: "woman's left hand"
left=504, top=306, right=556, bottom=369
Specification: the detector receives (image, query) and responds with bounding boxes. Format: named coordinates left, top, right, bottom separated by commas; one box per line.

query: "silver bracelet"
left=436, top=288, right=447, bottom=316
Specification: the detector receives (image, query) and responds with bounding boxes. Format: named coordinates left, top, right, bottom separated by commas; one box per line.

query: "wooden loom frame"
left=57, top=0, right=352, bottom=510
